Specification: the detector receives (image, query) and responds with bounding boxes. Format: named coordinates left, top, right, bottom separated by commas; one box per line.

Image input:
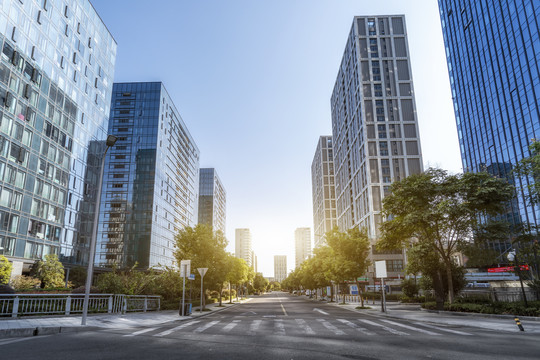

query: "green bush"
left=400, top=295, right=427, bottom=303
left=422, top=300, right=540, bottom=317
left=12, top=275, right=41, bottom=291
left=0, top=255, right=12, bottom=285
left=401, top=278, right=420, bottom=298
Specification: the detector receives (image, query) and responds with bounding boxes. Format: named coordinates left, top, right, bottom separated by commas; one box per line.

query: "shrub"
left=0, top=255, right=12, bottom=285
left=401, top=278, right=420, bottom=298
left=34, top=254, right=65, bottom=288
left=12, top=275, right=41, bottom=291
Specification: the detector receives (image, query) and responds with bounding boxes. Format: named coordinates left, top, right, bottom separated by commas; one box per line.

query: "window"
left=386, top=259, right=404, bottom=272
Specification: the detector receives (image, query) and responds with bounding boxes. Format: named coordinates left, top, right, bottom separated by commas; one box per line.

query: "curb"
left=0, top=325, right=100, bottom=338
left=420, top=308, right=540, bottom=322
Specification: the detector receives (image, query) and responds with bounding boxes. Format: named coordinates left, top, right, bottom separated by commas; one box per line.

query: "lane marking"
left=249, top=319, right=262, bottom=335
left=317, top=318, right=346, bottom=335
left=337, top=318, right=375, bottom=335
left=313, top=308, right=329, bottom=315
left=193, top=320, right=220, bottom=333
left=124, top=327, right=158, bottom=337
left=280, top=304, right=288, bottom=316
left=412, top=322, right=472, bottom=336
left=274, top=319, right=286, bottom=335
left=380, top=320, right=440, bottom=335
left=154, top=320, right=201, bottom=337
left=222, top=320, right=241, bottom=332
left=295, top=318, right=315, bottom=335
left=359, top=319, right=409, bottom=335
left=0, top=337, right=41, bottom=346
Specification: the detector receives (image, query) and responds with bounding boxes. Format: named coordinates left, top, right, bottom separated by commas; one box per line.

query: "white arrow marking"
left=313, top=308, right=329, bottom=315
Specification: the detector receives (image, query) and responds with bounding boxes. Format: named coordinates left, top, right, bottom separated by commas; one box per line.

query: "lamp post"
left=507, top=250, right=529, bottom=308
left=81, top=135, right=117, bottom=326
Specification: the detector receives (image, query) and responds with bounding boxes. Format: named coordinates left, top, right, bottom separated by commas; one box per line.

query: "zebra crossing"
left=122, top=317, right=473, bottom=338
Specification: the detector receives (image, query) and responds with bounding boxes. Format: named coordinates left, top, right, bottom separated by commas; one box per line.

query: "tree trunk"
left=445, top=261, right=454, bottom=304
left=341, top=283, right=346, bottom=304
left=434, top=269, right=445, bottom=311
left=357, top=282, right=364, bottom=307
left=219, top=287, right=223, bottom=306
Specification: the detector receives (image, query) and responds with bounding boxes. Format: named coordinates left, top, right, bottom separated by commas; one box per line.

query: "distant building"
left=96, top=82, right=200, bottom=269
left=295, top=228, right=311, bottom=268
left=198, top=168, right=226, bottom=234
left=235, top=228, right=252, bottom=267
left=252, top=250, right=258, bottom=273
left=438, top=0, right=540, bottom=257
left=274, top=255, right=287, bottom=282
left=311, top=136, right=337, bottom=248
left=331, top=16, right=424, bottom=280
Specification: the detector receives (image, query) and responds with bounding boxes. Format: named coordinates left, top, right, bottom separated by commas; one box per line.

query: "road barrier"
left=0, top=294, right=160, bottom=318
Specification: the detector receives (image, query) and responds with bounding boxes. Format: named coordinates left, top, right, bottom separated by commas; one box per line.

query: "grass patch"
left=355, top=306, right=372, bottom=310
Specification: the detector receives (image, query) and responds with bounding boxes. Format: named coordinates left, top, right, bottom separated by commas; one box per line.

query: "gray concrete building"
left=274, top=255, right=287, bottom=282
left=295, top=227, right=311, bottom=268
left=235, top=228, right=252, bottom=268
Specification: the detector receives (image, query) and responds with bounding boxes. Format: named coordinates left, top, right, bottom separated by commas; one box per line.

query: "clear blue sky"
left=91, top=0, right=462, bottom=277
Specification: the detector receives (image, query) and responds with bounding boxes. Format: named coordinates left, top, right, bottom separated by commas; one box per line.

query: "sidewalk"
left=0, top=297, right=251, bottom=338
left=314, top=297, right=540, bottom=333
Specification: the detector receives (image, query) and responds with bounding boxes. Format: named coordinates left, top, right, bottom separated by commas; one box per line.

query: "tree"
left=225, top=255, right=249, bottom=303
left=514, top=140, right=540, bottom=205
left=35, top=254, right=65, bottom=288
left=0, top=255, right=12, bottom=285
left=174, top=225, right=228, bottom=309
left=253, top=273, right=268, bottom=293
left=379, top=168, right=514, bottom=303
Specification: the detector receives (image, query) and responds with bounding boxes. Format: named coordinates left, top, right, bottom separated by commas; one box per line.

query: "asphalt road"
left=1, top=292, right=537, bottom=359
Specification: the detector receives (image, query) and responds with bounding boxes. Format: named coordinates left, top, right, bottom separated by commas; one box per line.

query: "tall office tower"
left=235, top=228, right=252, bottom=267
left=252, top=250, right=257, bottom=273
left=438, top=1, right=540, bottom=255
left=96, top=82, right=200, bottom=269
left=295, top=227, right=311, bottom=268
left=274, top=255, right=287, bottom=282
left=198, top=168, right=226, bottom=234
left=311, top=136, right=337, bottom=248
left=331, top=16, right=424, bottom=279
left=0, top=0, right=116, bottom=274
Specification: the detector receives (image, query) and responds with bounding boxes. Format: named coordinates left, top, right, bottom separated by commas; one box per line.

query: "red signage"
left=488, top=265, right=529, bottom=273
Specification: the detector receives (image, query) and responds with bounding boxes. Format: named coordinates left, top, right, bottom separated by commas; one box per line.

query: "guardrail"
left=0, top=294, right=161, bottom=318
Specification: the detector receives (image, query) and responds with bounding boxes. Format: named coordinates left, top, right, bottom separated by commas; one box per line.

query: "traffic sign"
left=198, top=267, right=208, bottom=277
left=180, top=260, right=191, bottom=277
left=188, top=274, right=195, bottom=280
left=375, top=260, right=387, bottom=278
left=357, top=277, right=369, bottom=282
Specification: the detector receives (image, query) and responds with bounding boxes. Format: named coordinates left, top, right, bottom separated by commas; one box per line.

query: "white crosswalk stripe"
left=380, top=320, right=441, bottom=335
left=337, top=319, right=375, bottom=335
left=295, top=318, right=315, bottom=335
left=248, top=319, right=262, bottom=335
left=359, top=319, right=409, bottom=335
left=124, top=327, right=158, bottom=337
left=154, top=320, right=201, bottom=337
left=193, top=320, right=220, bottom=333
left=317, top=318, right=346, bottom=335
left=412, top=322, right=472, bottom=336
left=222, top=320, right=241, bottom=332
left=274, top=319, right=286, bottom=335
left=0, top=337, right=41, bottom=346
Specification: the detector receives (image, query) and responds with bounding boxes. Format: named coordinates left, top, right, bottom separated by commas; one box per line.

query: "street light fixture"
left=81, top=135, right=117, bottom=326
left=507, top=250, right=529, bottom=308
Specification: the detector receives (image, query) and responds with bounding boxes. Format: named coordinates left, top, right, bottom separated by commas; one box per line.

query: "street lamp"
left=82, top=135, right=117, bottom=326
left=507, top=250, right=529, bottom=308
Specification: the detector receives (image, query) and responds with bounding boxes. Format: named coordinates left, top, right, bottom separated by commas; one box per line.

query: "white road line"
left=274, top=319, right=286, bottom=335
left=317, top=319, right=346, bottom=335
left=222, top=320, right=241, bottom=332
left=313, top=308, right=329, bottom=315
left=337, top=319, right=375, bottom=335
left=123, top=327, right=158, bottom=337
left=280, top=304, right=288, bottom=316
left=359, top=319, right=409, bottom=335
left=295, top=318, right=315, bottom=335
left=193, top=320, right=220, bottom=333
left=154, top=320, right=201, bottom=337
left=380, top=320, right=441, bottom=335
left=249, top=319, right=262, bottom=335
left=0, top=337, right=39, bottom=346
left=412, top=322, right=472, bottom=336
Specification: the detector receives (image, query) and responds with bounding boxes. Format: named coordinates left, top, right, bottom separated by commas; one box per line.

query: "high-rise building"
left=274, top=255, right=287, bottom=282
left=438, top=1, right=540, bottom=255
left=252, top=250, right=257, bottom=273
left=96, top=82, right=200, bottom=269
left=235, top=228, right=252, bottom=267
left=0, top=0, right=116, bottom=274
left=198, top=168, right=226, bottom=234
left=295, top=227, right=311, bottom=268
left=311, top=136, right=337, bottom=247
left=331, top=16, right=424, bottom=279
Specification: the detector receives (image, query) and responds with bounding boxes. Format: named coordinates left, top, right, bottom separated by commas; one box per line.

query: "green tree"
left=0, top=255, right=12, bottom=285
left=225, top=256, right=249, bottom=302
left=35, top=254, right=65, bottom=288
left=379, top=168, right=514, bottom=303
left=514, top=140, right=540, bottom=205
left=174, top=225, right=228, bottom=309
left=253, top=273, right=268, bottom=293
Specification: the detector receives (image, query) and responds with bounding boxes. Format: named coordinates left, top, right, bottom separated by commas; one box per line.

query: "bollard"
left=514, top=317, right=524, bottom=332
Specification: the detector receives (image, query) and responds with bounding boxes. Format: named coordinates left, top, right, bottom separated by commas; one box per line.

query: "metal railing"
left=0, top=294, right=161, bottom=318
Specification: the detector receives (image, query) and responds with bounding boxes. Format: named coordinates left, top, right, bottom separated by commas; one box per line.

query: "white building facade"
left=294, top=227, right=311, bottom=268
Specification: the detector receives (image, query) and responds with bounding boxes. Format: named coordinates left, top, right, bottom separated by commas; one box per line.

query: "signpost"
left=198, top=268, right=208, bottom=314
left=350, top=284, right=359, bottom=295
left=375, top=260, right=387, bottom=313
left=180, top=260, right=191, bottom=317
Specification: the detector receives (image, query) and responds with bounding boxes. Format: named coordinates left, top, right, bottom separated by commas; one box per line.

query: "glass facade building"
left=235, top=228, right=252, bottom=268
left=96, top=82, right=200, bottom=269
left=0, top=0, right=116, bottom=272
left=311, top=135, right=337, bottom=248
left=294, top=227, right=311, bottom=269
left=438, top=1, right=540, bottom=254
left=331, top=16, right=424, bottom=280
left=198, top=168, right=226, bottom=234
